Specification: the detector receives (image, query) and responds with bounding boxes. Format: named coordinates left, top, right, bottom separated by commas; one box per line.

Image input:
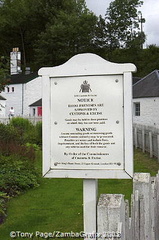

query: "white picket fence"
left=97, top=172, right=159, bottom=240
left=0, top=116, right=42, bottom=125
left=133, top=124, right=159, bottom=161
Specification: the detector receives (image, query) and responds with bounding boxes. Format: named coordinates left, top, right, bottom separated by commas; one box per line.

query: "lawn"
left=0, top=148, right=159, bottom=239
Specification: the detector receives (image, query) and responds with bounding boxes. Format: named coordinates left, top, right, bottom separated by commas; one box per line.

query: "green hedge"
left=0, top=118, right=42, bottom=223
left=0, top=154, right=39, bottom=197
left=0, top=192, right=8, bottom=224
left=9, top=117, right=42, bottom=145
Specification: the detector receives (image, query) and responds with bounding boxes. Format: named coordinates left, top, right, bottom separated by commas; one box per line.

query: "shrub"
left=0, top=192, right=9, bottom=224
left=0, top=154, right=39, bottom=197
left=35, top=121, right=42, bottom=146
left=9, top=117, right=34, bottom=144
left=25, top=143, right=40, bottom=152
left=0, top=140, right=36, bottom=160
left=0, top=123, right=20, bottom=143
left=0, top=119, right=41, bottom=223
left=9, top=118, right=42, bottom=146
left=9, top=117, right=33, bottom=131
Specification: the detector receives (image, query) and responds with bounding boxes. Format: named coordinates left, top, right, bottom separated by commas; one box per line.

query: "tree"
left=0, top=0, right=43, bottom=68
left=138, top=45, right=159, bottom=77
left=34, top=0, right=97, bottom=67
left=92, top=15, right=108, bottom=57
left=105, top=0, right=145, bottom=50
left=0, top=0, right=97, bottom=69
left=0, top=56, right=10, bottom=92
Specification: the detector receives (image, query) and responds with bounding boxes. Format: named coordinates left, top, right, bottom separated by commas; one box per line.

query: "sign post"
left=83, top=179, right=98, bottom=240
left=39, top=53, right=136, bottom=238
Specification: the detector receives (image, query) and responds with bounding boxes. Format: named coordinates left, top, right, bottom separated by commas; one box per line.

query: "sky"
left=85, top=0, right=159, bottom=47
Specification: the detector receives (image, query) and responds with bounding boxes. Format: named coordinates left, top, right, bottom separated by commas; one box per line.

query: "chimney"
left=10, top=48, right=21, bottom=75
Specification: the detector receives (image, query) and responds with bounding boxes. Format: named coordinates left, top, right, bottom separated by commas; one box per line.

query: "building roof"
left=133, top=70, right=159, bottom=98
left=0, top=95, right=6, bottom=100
left=9, top=72, right=38, bottom=84
left=132, top=77, right=141, bottom=85
left=29, top=99, right=42, bottom=107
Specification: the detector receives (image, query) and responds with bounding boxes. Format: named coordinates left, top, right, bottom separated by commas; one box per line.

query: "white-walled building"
left=23, top=75, right=42, bottom=116
left=2, top=48, right=159, bottom=124
left=29, top=99, right=42, bottom=117
left=133, top=70, right=159, bottom=127
left=0, top=48, right=42, bottom=117
left=0, top=72, right=42, bottom=117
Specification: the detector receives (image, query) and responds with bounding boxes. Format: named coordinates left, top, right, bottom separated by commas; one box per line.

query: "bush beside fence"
left=0, top=117, right=42, bottom=125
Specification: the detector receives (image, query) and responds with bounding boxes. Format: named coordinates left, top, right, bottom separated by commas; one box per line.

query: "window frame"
left=134, top=102, right=140, bottom=116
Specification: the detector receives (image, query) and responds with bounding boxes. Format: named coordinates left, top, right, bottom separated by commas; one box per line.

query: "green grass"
left=134, top=149, right=159, bottom=175
left=0, top=148, right=159, bottom=239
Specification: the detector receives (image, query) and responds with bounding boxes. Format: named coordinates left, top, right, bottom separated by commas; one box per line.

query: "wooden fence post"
left=156, top=172, right=159, bottom=240
left=97, top=172, right=159, bottom=240
left=130, top=194, right=135, bottom=240
left=134, top=190, right=140, bottom=240
left=130, top=190, right=140, bottom=240
left=97, top=194, right=125, bottom=240
left=150, top=177, right=157, bottom=240
left=83, top=179, right=98, bottom=240
left=125, top=200, right=130, bottom=240
left=134, top=127, right=138, bottom=149
left=133, top=173, right=151, bottom=240
left=157, top=135, right=159, bottom=162
left=142, top=128, right=145, bottom=153
left=139, top=196, right=145, bottom=240
left=149, top=131, right=153, bottom=158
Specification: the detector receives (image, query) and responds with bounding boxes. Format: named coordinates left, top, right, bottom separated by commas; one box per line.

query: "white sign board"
left=39, top=53, right=136, bottom=179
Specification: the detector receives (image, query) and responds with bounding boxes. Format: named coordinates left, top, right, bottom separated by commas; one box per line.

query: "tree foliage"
left=104, top=0, right=145, bottom=50
left=34, top=0, right=97, bottom=67
left=138, top=45, right=159, bottom=77
left=0, top=0, right=158, bottom=78
left=0, top=56, right=10, bottom=92
left=0, top=0, right=51, bottom=67
left=0, top=0, right=97, bottom=69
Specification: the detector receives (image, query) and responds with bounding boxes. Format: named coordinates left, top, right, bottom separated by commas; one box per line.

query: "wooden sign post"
left=39, top=53, right=136, bottom=239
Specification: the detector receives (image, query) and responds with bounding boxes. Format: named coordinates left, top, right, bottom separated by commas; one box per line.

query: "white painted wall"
left=1, top=84, right=23, bottom=116
left=23, top=77, right=42, bottom=116
left=133, top=97, right=159, bottom=127
left=0, top=76, right=42, bottom=117
left=29, top=106, right=37, bottom=117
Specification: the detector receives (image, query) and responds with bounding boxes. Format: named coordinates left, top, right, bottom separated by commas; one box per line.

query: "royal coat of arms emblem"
left=79, top=80, right=92, bottom=92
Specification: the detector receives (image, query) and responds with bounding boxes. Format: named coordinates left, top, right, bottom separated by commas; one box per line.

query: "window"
left=134, top=102, right=140, bottom=116
left=6, top=86, right=15, bottom=93
left=33, top=108, right=36, bottom=116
